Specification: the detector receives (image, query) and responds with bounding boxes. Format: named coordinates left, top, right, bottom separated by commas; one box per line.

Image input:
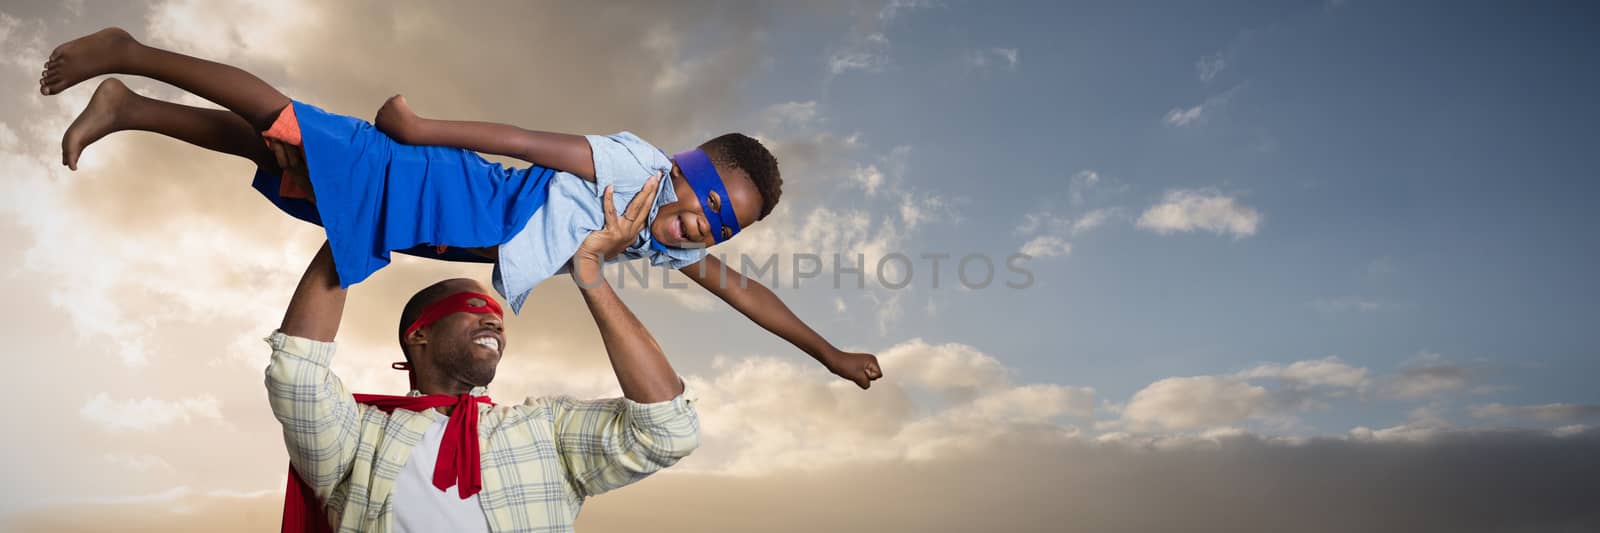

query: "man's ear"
left=405, top=328, right=428, bottom=349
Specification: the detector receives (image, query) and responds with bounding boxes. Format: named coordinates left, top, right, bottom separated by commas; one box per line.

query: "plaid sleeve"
left=548, top=381, right=701, bottom=497
left=263, top=331, right=361, bottom=501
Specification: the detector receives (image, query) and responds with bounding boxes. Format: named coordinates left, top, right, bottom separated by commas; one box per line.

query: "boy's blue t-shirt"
left=493, top=132, right=708, bottom=313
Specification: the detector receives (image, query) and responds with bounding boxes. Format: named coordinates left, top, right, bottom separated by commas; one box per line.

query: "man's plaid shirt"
left=264, top=331, right=701, bottom=532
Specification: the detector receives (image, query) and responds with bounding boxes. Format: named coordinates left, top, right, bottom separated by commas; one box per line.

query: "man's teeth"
left=473, top=337, right=499, bottom=351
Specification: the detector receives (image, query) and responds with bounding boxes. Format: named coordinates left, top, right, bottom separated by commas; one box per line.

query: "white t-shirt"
left=391, top=409, right=491, bottom=533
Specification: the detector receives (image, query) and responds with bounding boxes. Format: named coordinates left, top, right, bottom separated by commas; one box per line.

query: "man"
left=266, top=176, right=697, bottom=532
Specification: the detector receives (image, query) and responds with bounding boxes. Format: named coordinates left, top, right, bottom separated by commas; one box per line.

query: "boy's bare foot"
left=40, top=27, right=138, bottom=96
left=374, top=94, right=418, bottom=142
left=62, top=78, right=134, bottom=170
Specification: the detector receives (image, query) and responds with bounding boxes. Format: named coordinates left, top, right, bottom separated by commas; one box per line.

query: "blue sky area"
left=639, top=0, right=1600, bottom=434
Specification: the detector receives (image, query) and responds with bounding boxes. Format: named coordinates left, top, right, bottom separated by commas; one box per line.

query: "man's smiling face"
left=402, top=279, right=507, bottom=388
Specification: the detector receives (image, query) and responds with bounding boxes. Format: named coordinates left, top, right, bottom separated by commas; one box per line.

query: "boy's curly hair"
left=701, top=133, right=781, bottom=220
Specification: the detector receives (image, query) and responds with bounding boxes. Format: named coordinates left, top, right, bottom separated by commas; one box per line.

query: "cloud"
left=879, top=339, right=1012, bottom=395
left=0, top=12, right=48, bottom=73
left=1197, top=52, right=1227, bottom=82
left=1471, top=403, right=1600, bottom=423
left=868, top=290, right=905, bottom=336
left=1019, top=235, right=1072, bottom=258
left=1163, top=84, right=1244, bottom=127
left=1013, top=201, right=1117, bottom=261
left=1014, top=212, right=1065, bottom=236
left=826, top=0, right=934, bottom=76
left=13, top=428, right=1600, bottom=533
left=79, top=393, right=224, bottom=432
left=848, top=164, right=886, bottom=195
left=759, top=100, right=820, bottom=131
left=1121, top=357, right=1374, bottom=432
left=1114, top=353, right=1506, bottom=434
left=724, top=206, right=899, bottom=276
left=897, top=189, right=948, bottom=231
left=1071, top=207, right=1117, bottom=235
left=682, top=338, right=1095, bottom=474
left=1123, top=376, right=1274, bottom=431
left=749, top=125, right=862, bottom=206
left=877, top=0, right=934, bottom=21
left=1236, top=356, right=1371, bottom=390
left=1379, top=353, right=1472, bottom=399
left=1069, top=170, right=1099, bottom=201
left=145, top=0, right=320, bottom=66
left=712, top=120, right=935, bottom=333
left=1067, top=169, right=1121, bottom=206
left=0, top=122, right=17, bottom=148
left=966, top=47, right=1019, bottom=70
left=1164, top=104, right=1206, bottom=127
left=829, top=32, right=890, bottom=75
left=1136, top=188, right=1262, bottom=238
left=658, top=276, right=718, bottom=312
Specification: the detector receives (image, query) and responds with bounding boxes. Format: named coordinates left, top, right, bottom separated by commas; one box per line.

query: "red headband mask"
left=403, top=291, right=504, bottom=338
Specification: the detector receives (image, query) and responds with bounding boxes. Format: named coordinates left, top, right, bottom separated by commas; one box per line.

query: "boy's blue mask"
left=671, top=148, right=742, bottom=245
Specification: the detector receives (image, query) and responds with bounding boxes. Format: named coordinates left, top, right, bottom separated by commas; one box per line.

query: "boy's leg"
left=64, top=78, right=279, bottom=172
left=41, top=27, right=291, bottom=132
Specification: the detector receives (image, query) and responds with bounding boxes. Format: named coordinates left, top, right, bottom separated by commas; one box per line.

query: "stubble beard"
left=438, top=340, right=499, bottom=387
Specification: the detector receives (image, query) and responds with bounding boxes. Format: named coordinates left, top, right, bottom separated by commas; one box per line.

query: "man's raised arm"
left=545, top=177, right=699, bottom=498
left=279, top=241, right=348, bottom=341
left=265, top=241, right=360, bottom=500
left=569, top=176, right=681, bottom=402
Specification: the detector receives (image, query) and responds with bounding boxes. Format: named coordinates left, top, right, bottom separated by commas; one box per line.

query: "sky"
left=1, top=0, right=1597, bottom=531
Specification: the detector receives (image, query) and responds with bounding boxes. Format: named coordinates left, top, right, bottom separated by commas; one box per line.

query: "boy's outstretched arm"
left=373, top=94, right=597, bottom=181
left=680, top=255, right=884, bottom=390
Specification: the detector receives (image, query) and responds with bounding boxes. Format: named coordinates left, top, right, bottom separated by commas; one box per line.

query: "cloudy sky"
left=2, top=0, right=1598, bottom=531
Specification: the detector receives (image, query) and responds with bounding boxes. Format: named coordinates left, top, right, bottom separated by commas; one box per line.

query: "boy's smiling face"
left=650, top=161, right=763, bottom=249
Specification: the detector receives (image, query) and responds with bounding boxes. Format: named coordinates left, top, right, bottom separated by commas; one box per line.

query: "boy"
left=41, top=27, right=883, bottom=389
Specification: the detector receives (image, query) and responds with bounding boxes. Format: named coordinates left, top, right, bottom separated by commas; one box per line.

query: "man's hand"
left=823, top=350, right=884, bottom=390
left=571, top=175, right=662, bottom=284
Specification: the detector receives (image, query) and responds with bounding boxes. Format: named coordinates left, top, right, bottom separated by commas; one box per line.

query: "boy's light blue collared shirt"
left=493, top=132, right=708, bottom=313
